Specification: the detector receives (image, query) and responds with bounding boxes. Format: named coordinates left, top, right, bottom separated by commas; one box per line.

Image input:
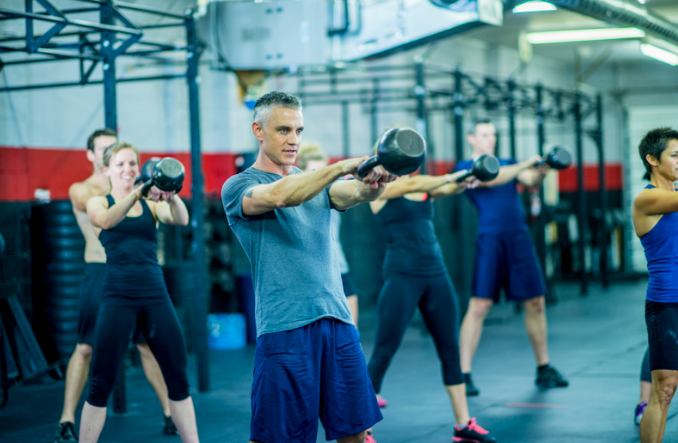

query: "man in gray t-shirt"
left=222, top=91, right=395, bottom=443
left=297, top=142, right=360, bottom=326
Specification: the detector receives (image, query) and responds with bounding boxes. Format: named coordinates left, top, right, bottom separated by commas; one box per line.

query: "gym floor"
left=0, top=278, right=671, bottom=443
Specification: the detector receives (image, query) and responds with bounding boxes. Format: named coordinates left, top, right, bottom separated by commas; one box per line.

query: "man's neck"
left=85, top=170, right=109, bottom=188
left=253, top=153, right=293, bottom=177
left=472, top=150, right=494, bottom=160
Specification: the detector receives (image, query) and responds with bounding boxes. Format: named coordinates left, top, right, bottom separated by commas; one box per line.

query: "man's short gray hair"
left=252, top=91, right=302, bottom=125
left=467, top=118, right=494, bottom=134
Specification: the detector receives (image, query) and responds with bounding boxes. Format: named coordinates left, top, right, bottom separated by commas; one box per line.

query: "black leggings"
left=367, top=272, right=463, bottom=393
left=87, top=302, right=189, bottom=407
left=641, top=347, right=651, bottom=383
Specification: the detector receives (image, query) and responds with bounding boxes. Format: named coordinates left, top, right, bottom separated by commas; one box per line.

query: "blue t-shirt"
left=455, top=158, right=528, bottom=234
left=221, top=166, right=354, bottom=337
left=640, top=184, right=678, bottom=303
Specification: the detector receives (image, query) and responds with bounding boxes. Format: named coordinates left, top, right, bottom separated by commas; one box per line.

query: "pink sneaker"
left=366, top=432, right=377, bottom=443
left=453, top=418, right=496, bottom=443
left=377, top=396, right=388, bottom=408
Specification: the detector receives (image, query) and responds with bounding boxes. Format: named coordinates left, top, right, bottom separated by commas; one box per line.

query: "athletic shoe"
left=366, top=431, right=377, bottom=443
left=377, top=396, right=388, bottom=408
left=463, top=373, right=479, bottom=396
left=635, top=401, right=648, bottom=426
left=163, top=415, right=178, bottom=435
left=453, top=418, right=496, bottom=443
left=54, top=421, right=78, bottom=443
left=535, top=365, right=569, bottom=389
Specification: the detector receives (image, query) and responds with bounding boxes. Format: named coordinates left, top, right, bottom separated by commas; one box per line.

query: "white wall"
left=623, top=105, right=678, bottom=274
left=585, top=59, right=678, bottom=274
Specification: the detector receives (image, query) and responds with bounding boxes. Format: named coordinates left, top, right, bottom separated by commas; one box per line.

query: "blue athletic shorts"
left=251, top=318, right=382, bottom=443
left=473, top=230, right=546, bottom=302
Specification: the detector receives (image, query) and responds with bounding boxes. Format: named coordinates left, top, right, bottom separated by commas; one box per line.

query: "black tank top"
left=99, top=195, right=169, bottom=305
left=375, top=196, right=446, bottom=276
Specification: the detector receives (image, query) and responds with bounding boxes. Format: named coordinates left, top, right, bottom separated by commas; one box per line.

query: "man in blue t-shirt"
left=222, top=91, right=394, bottom=443
left=456, top=118, right=569, bottom=396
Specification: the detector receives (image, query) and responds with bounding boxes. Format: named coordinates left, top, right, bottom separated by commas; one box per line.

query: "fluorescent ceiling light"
left=641, top=44, right=678, bottom=66
left=526, top=28, right=645, bottom=44
left=513, top=1, right=557, bottom=13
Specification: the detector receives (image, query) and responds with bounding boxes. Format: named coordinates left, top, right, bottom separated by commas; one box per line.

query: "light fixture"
left=525, top=28, right=645, bottom=44
left=512, top=1, right=557, bottom=13
left=641, top=44, right=678, bottom=66
left=429, top=0, right=462, bottom=8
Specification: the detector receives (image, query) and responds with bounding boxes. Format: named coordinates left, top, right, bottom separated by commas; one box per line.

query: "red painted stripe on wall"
left=558, top=164, right=623, bottom=193
left=0, top=146, right=237, bottom=202
left=0, top=146, right=624, bottom=202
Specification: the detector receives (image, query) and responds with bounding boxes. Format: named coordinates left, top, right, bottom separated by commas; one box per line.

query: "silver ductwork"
left=507, top=0, right=678, bottom=46
left=197, top=0, right=504, bottom=70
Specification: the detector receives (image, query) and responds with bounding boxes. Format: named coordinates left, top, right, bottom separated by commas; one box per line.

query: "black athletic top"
left=375, top=196, right=446, bottom=277
left=99, top=195, right=169, bottom=306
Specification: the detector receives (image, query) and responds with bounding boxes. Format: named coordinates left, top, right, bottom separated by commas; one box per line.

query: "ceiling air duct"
left=508, top=0, right=678, bottom=46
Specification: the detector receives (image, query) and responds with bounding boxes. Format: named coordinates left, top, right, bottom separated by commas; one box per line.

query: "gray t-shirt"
left=222, top=166, right=354, bottom=337
left=330, top=210, right=350, bottom=275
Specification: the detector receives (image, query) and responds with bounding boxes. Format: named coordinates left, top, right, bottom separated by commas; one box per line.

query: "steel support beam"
left=507, top=78, right=517, bottom=159
left=452, top=69, right=470, bottom=300
left=535, top=84, right=553, bottom=303
left=596, top=94, right=609, bottom=287
left=574, top=94, right=588, bottom=295
left=414, top=59, right=428, bottom=172
left=185, top=8, right=209, bottom=393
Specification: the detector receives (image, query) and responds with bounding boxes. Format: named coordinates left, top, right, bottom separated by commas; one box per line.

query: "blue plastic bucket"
left=207, top=313, right=246, bottom=350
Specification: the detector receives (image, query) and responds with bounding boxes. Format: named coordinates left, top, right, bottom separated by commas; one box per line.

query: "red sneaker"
left=366, top=431, right=377, bottom=443
left=377, top=396, right=388, bottom=408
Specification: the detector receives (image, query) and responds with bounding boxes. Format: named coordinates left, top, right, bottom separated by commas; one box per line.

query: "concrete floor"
left=1, top=278, right=672, bottom=442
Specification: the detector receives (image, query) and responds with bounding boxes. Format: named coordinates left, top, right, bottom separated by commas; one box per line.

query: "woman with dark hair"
left=80, top=142, right=198, bottom=443
left=367, top=170, right=496, bottom=443
left=632, top=127, right=678, bottom=443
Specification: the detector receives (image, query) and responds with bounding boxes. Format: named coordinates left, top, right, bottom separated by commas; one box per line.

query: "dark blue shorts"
left=473, top=230, right=546, bottom=302
left=251, top=318, right=382, bottom=443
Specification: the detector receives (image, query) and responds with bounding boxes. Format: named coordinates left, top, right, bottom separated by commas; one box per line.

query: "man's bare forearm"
left=353, top=181, right=386, bottom=204
left=484, top=160, right=535, bottom=187
left=268, top=162, right=346, bottom=208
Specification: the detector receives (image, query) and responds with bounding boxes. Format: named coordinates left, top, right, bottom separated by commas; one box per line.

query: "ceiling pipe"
left=506, top=0, right=678, bottom=46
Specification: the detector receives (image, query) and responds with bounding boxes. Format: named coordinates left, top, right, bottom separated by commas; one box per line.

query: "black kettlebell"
left=140, top=158, right=185, bottom=197
left=455, top=154, right=500, bottom=183
left=136, top=157, right=161, bottom=187
left=152, top=158, right=185, bottom=192
left=357, top=128, right=426, bottom=178
left=538, top=147, right=571, bottom=170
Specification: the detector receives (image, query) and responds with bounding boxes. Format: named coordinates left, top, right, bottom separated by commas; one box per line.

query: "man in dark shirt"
left=456, top=118, right=569, bottom=396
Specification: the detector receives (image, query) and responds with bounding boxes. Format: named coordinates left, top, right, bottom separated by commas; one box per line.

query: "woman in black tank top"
left=80, top=142, right=199, bottom=443
left=366, top=170, right=496, bottom=443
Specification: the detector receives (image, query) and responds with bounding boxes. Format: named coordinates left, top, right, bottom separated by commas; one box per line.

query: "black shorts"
left=645, top=300, right=678, bottom=372
left=341, top=273, right=357, bottom=297
left=77, top=263, right=145, bottom=346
